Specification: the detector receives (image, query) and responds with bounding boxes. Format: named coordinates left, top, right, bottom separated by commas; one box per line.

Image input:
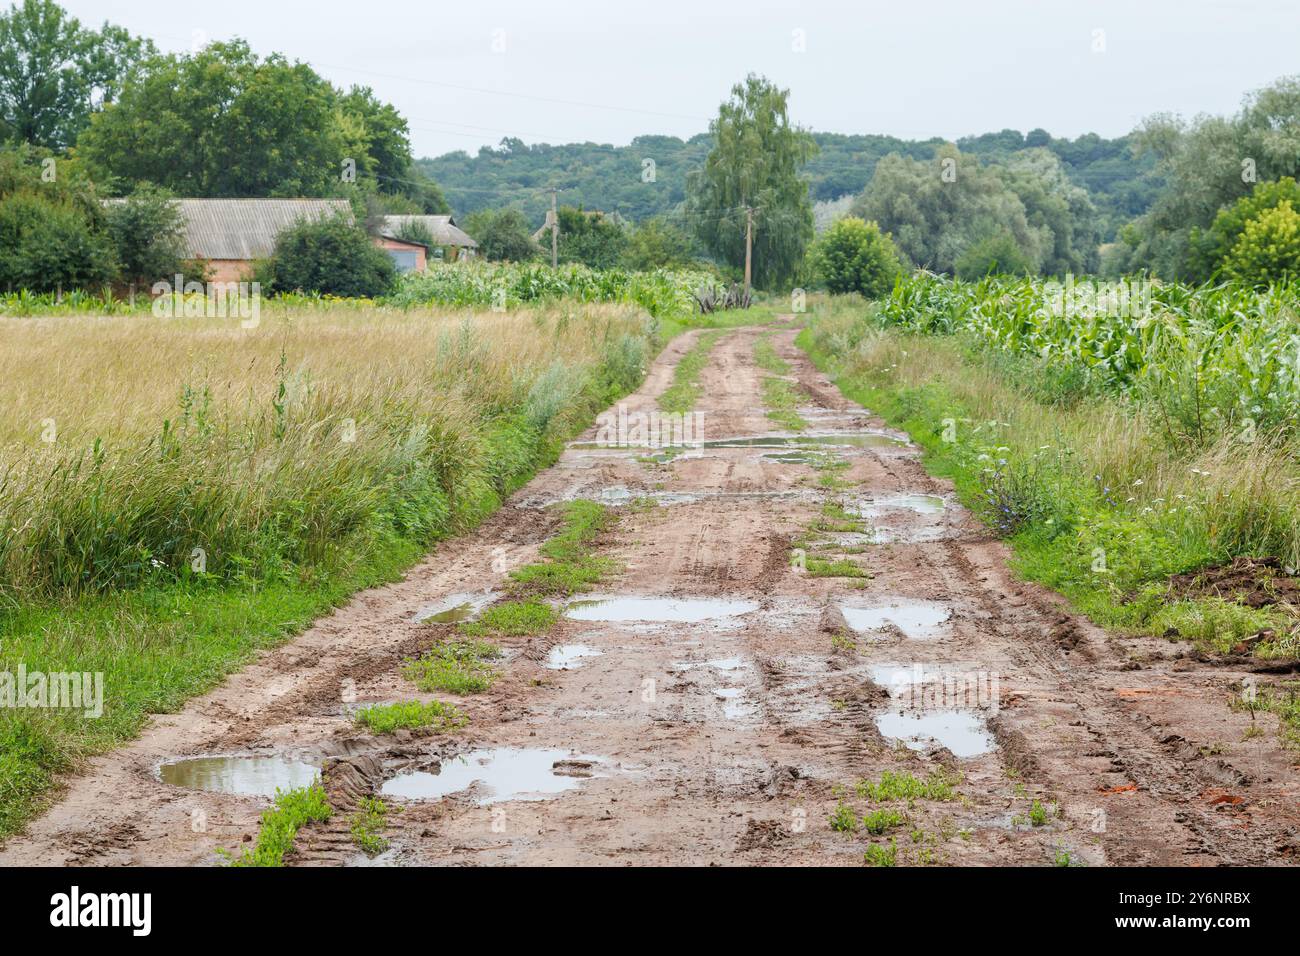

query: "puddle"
left=713, top=687, right=753, bottom=719
left=414, top=591, right=498, bottom=624
left=380, top=748, right=598, bottom=805
left=763, top=452, right=812, bottom=463
left=706, top=656, right=745, bottom=671
left=544, top=644, right=603, bottom=670
left=701, top=433, right=906, bottom=449
left=875, top=710, right=994, bottom=758
left=857, top=494, right=946, bottom=516
left=567, top=595, right=759, bottom=624
left=840, top=600, right=952, bottom=640
left=159, top=755, right=320, bottom=797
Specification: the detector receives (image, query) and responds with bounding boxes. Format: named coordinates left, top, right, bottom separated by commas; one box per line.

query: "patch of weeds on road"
left=1053, top=845, right=1082, bottom=867
left=829, top=800, right=858, bottom=833
left=807, top=557, right=870, bottom=579
left=510, top=500, right=619, bottom=597
left=863, top=807, right=907, bottom=835
left=659, top=330, right=723, bottom=414
left=864, top=838, right=897, bottom=867
left=355, top=699, right=468, bottom=733
left=403, top=639, right=502, bottom=693
left=830, top=630, right=858, bottom=653
left=760, top=376, right=808, bottom=431
left=856, top=769, right=958, bottom=803
left=754, top=334, right=790, bottom=375
left=350, top=796, right=390, bottom=857
left=1232, top=679, right=1300, bottom=748
left=462, top=599, right=558, bottom=637
left=810, top=502, right=865, bottom=534
left=221, top=782, right=331, bottom=867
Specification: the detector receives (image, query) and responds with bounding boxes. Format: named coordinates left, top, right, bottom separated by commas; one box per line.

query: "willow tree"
left=687, top=74, right=815, bottom=290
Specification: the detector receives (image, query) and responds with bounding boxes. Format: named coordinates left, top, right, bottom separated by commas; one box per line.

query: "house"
left=171, top=198, right=353, bottom=283
left=378, top=215, right=478, bottom=268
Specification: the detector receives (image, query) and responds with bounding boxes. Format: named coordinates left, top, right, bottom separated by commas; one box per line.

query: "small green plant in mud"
left=1053, top=846, right=1082, bottom=867
left=864, top=838, right=898, bottom=867
left=509, top=500, right=619, bottom=597
left=659, top=330, right=722, bottom=414
left=1029, top=799, right=1050, bottom=827
left=862, top=807, right=906, bottom=835
left=806, top=556, right=870, bottom=579
left=856, top=770, right=958, bottom=803
left=461, top=599, right=557, bottom=637
left=810, top=502, right=866, bottom=534
left=753, top=334, right=790, bottom=375
left=829, top=800, right=858, bottom=833
left=1233, top=679, right=1300, bottom=748
left=760, top=375, right=808, bottom=431
left=222, top=782, right=332, bottom=867
left=354, top=699, right=467, bottom=733
left=830, top=630, right=857, bottom=653
left=403, top=639, right=502, bottom=693
left=350, top=796, right=390, bottom=856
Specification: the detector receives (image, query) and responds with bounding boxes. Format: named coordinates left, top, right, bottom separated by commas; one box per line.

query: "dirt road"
left=5, top=320, right=1298, bottom=866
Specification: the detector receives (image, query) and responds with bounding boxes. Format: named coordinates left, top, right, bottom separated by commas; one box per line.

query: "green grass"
left=862, top=807, right=907, bottom=835
left=349, top=796, right=390, bottom=857
left=760, top=376, right=808, bottom=431
left=223, top=782, right=331, bottom=867
left=354, top=699, right=467, bottom=733
left=753, top=334, right=791, bottom=374
left=806, top=557, right=870, bottom=579
left=829, top=801, right=858, bottom=833
left=403, top=639, right=502, bottom=694
left=659, top=330, right=723, bottom=414
left=864, top=838, right=898, bottom=867
left=508, top=500, right=618, bottom=596
left=460, top=599, right=558, bottom=638
left=855, top=770, right=958, bottom=803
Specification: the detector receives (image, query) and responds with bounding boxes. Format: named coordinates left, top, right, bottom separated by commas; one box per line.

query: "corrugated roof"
left=175, top=199, right=354, bottom=260
left=381, top=214, right=478, bottom=248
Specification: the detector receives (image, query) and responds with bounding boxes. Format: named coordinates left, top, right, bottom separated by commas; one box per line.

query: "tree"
left=955, top=229, right=1035, bottom=279
left=1187, top=177, right=1300, bottom=280
left=0, top=0, right=152, bottom=150
left=815, top=217, right=902, bottom=297
left=462, top=208, right=539, bottom=262
left=555, top=206, right=626, bottom=269
left=687, top=74, right=815, bottom=289
left=336, top=86, right=446, bottom=213
left=103, top=183, right=186, bottom=285
left=78, top=41, right=349, bottom=197
left=623, top=216, right=694, bottom=270
left=1223, top=200, right=1300, bottom=287
left=262, top=215, right=396, bottom=298
left=0, top=144, right=117, bottom=291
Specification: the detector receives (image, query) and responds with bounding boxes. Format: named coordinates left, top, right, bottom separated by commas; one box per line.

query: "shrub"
left=462, top=208, right=540, bottom=262
left=954, top=229, right=1034, bottom=279
left=263, top=214, right=396, bottom=297
left=103, top=184, right=188, bottom=286
left=1223, top=200, right=1300, bottom=287
left=815, top=216, right=902, bottom=297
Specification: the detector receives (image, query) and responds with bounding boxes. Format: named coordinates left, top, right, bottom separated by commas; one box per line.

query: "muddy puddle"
left=545, top=644, right=603, bottom=670
left=875, top=710, right=994, bottom=758
left=856, top=493, right=946, bottom=516
left=713, top=687, right=755, bottom=720
left=159, top=755, right=319, bottom=797
left=381, top=748, right=600, bottom=805
left=414, top=590, right=498, bottom=624
left=840, top=600, right=952, bottom=640
left=567, top=595, right=759, bottom=625
left=519, top=486, right=816, bottom=509
left=702, top=433, right=906, bottom=449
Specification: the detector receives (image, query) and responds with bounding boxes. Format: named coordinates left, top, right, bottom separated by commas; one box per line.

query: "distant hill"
left=417, top=128, right=1162, bottom=240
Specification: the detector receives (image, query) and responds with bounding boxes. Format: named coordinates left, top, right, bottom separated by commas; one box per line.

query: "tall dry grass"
left=0, top=302, right=652, bottom=601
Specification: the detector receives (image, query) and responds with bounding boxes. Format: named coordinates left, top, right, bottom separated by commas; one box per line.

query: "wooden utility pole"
left=743, top=205, right=754, bottom=298
left=550, top=187, right=559, bottom=269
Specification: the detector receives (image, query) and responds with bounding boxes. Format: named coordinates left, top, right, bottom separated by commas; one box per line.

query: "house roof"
left=380, top=214, right=478, bottom=249
left=174, top=199, right=354, bottom=260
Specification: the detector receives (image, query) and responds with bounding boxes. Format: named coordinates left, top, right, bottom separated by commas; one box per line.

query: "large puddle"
left=544, top=644, right=603, bottom=670
left=380, top=748, right=598, bottom=805
left=567, top=595, right=759, bottom=624
left=159, top=755, right=319, bottom=797
left=856, top=494, right=946, bottom=516
left=875, top=710, right=994, bottom=758
left=840, top=600, right=952, bottom=640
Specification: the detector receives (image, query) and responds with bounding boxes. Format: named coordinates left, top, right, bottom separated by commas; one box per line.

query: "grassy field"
left=0, top=298, right=671, bottom=837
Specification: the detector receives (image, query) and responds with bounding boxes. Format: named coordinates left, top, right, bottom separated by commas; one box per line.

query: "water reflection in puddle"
left=857, top=494, right=946, bottom=516
left=414, top=591, right=498, bottom=624
left=380, top=748, right=597, bottom=804
left=567, top=596, right=759, bottom=624
left=875, top=711, right=994, bottom=758
left=544, top=644, right=603, bottom=670
left=840, top=601, right=952, bottom=640
left=159, top=756, right=319, bottom=797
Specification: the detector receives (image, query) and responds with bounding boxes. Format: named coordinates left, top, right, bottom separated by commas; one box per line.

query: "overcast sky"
left=62, top=0, right=1299, bottom=157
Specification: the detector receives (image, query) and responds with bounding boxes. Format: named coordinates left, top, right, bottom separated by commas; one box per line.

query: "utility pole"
left=550, top=187, right=559, bottom=269
left=743, top=205, right=754, bottom=299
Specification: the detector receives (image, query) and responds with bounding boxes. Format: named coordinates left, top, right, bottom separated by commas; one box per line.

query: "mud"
left=4, top=320, right=1298, bottom=867
left=1165, top=555, right=1300, bottom=609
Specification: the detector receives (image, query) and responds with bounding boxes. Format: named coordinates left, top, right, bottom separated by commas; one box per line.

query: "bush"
left=103, top=184, right=188, bottom=286
left=263, top=214, right=396, bottom=297
left=463, top=208, right=540, bottom=262
left=1189, top=177, right=1300, bottom=281
left=815, top=217, right=902, bottom=298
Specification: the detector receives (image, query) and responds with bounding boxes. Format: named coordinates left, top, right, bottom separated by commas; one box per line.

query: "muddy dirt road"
left=5, top=320, right=1298, bottom=866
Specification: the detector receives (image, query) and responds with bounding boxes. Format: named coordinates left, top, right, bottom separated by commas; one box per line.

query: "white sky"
left=61, top=0, right=1300, bottom=157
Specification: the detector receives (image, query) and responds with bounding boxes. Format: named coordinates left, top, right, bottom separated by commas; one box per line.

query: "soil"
left=4, top=320, right=1298, bottom=867
left=1166, top=556, right=1300, bottom=609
